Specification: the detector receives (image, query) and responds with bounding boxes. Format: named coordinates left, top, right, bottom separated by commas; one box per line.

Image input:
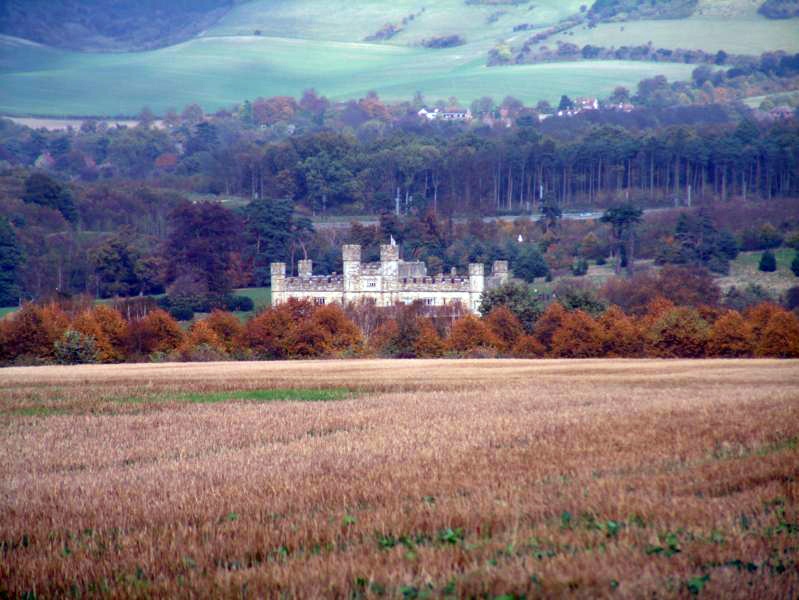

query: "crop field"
left=1, top=359, right=798, bottom=597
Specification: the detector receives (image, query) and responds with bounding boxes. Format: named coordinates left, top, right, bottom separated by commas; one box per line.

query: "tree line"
left=2, top=282, right=798, bottom=365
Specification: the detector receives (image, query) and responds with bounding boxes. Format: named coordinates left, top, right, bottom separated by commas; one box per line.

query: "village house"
left=271, top=243, right=508, bottom=314
left=418, top=107, right=473, bottom=122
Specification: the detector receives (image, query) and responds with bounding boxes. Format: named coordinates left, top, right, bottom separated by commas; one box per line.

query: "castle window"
left=424, top=298, right=435, bottom=306
left=314, top=298, right=326, bottom=305
left=367, top=281, right=376, bottom=288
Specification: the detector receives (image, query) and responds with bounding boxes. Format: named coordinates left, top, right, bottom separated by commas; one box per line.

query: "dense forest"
left=0, top=0, right=235, bottom=51
left=588, top=0, right=698, bottom=21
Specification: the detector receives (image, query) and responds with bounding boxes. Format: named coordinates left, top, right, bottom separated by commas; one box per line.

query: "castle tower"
left=342, top=244, right=362, bottom=297
left=492, top=261, right=509, bottom=285
left=271, top=262, right=286, bottom=304
left=468, top=263, right=485, bottom=293
left=298, top=259, right=313, bottom=279
left=380, top=244, right=399, bottom=280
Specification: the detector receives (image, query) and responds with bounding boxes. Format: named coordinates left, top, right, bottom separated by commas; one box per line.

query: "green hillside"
left=0, top=0, right=796, bottom=117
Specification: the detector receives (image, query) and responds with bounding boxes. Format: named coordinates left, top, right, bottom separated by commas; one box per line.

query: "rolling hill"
left=0, top=0, right=797, bottom=117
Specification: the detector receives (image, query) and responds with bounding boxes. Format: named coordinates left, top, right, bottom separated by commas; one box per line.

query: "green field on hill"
left=0, top=35, right=698, bottom=116
left=0, top=0, right=797, bottom=117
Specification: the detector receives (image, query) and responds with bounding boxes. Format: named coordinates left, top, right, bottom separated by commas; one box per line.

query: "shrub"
left=759, top=250, right=777, bottom=272
left=755, top=310, right=799, bottom=357
left=791, top=252, right=799, bottom=277
left=723, top=285, right=773, bottom=312
left=646, top=307, right=710, bottom=358
left=3, top=303, right=67, bottom=361
left=571, top=257, right=589, bottom=276
left=128, top=309, right=183, bottom=356
left=204, top=310, right=244, bottom=354
left=551, top=310, right=605, bottom=358
left=180, top=320, right=226, bottom=357
left=707, top=311, right=753, bottom=358
left=169, top=304, right=195, bottom=322
left=484, top=306, right=524, bottom=352
left=786, top=286, right=799, bottom=311
left=54, top=330, right=98, bottom=365
left=233, top=296, right=255, bottom=312
left=740, top=224, right=783, bottom=251
left=448, top=315, right=499, bottom=354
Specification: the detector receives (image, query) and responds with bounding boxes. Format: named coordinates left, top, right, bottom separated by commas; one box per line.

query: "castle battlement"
left=271, top=244, right=508, bottom=313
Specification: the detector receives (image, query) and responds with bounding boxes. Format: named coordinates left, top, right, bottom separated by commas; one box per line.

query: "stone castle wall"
left=272, top=244, right=508, bottom=313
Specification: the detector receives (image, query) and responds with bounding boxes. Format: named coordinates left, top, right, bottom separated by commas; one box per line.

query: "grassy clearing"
left=718, top=248, right=798, bottom=296
left=0, top=359, right=797, bottom=596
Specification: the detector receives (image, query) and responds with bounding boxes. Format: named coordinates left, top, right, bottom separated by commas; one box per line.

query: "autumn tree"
left=646, top=307, right=710, bottom=358
left=511, top=335, right=546, bottom=358
left=414, top=318, right=446, bottom=358
left=599, top=305, right=644, bottom=357
left=484, top=306, right=524, bottom=353
left=127, top=309, right=182, bottom=356
left=551, top=310, right=606, bottom=358
left=204, top=310, right=244, bottom=355
left=601, top=204, right=643, bottom=275
left=707, top=310, right=753, bottom=357
left=755, top=310, right=799, bottom=358
left=179, top=320, right=226, bottom=358
left=448, top=315, right=499, bottom=354
left=311, top=304, right=363, bottom=355
left=533, top=302, right=567, bottom=352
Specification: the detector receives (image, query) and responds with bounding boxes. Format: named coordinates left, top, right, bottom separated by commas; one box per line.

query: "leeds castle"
left=271, top=243, right=509, bottom=314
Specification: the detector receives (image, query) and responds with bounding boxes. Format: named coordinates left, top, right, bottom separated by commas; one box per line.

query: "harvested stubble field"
left=1, top=359, right=798, bottom=598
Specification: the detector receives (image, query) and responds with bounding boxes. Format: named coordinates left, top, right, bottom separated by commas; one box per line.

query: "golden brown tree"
left=511, top=334, right=546, bottom=358
left=707, top=310, right=753, bottom=358
left=484, top=306, right=524, bottom=353
left=646, top=307, right=710, bottom=358
left=598, top=306, right=643, bottom=357
left=755, top=310, right=799, bottom=358
left=551, top=310, right=605, bottom=358
left=204, top=310, right=244, bottom=355
left=533, top=302, right=567, bottom=352
left=311, top=304, right=363, bottom=355
left=128, top=309, right=183, bottom=356
left=447, top=315, right=500, bottom=354
left=414, top=318, right=446, bottom=358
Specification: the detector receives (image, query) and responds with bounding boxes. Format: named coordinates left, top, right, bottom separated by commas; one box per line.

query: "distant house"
left=575, top=97, right=599, bottom=111
left=418, top=108, right=473, bottom=122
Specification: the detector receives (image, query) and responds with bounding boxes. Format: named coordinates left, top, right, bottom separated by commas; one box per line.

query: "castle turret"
left=298, top=259, right=313, bottom=279
left=469, top=263, right=485, bottom=293
left=380, top=244, right=399, bottom=280
left=492, top=261, right=509, bottom=285
left=271, top=262, right=286, bottom=304
left=343, top=244, right=361, bottom=296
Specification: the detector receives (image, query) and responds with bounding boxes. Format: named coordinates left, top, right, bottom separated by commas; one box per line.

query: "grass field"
left=719, top=249, right=798, bottom=296
left=0, top=33, right=699, bottom=116
left=1, top=359, right=797, bottom=597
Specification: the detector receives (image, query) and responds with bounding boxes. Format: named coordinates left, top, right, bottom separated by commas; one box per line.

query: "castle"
left=271, top=244, right=508, bottom=314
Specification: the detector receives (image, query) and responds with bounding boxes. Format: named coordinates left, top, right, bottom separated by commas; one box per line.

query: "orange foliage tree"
left=203, top=310, right=244, bottom=355
left=484, top=306, right=524, bottom=353
left=755, top=310, right=799, bottom=358
left=2, top=303, right=68, bottom=361
left=127, top=309, right=183, bottom=356
left=707, top=311, right=753, bottom=358
left=311, top=304, right=363, bottom=355
left=646, top=307, right=710, bottom=358
left=511, top=335, right=546, bottom=358
left=550, top=310, right=605, bottom=358
left=179, top=320, right=226, bottom=358
left=598, top=306, right=643, bottom=357
left=414, top=318, right=446, bottom=358
left=448, top=315, right=499, bottom=354
left=533, top=302, right=567, bottom=352
left=244, top=304, right=297, bottom=359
